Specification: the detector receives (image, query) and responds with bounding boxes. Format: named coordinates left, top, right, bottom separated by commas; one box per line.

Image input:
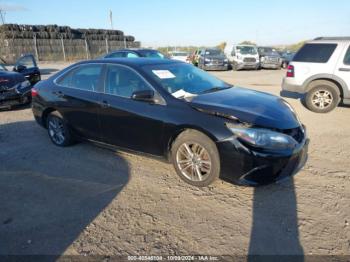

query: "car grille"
left=268, top=57, right=279, bottom=63
left=244, top=57, right=256, bottom=63
left=212, top=59, right=222, bottom=65
left=283, top=126, right=305, bottom=144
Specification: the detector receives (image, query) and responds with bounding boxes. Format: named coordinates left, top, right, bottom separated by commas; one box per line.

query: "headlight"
left=226, top=123, right=298, bottom=151
left=224, top=58, right=228, bottom=62
left=236, top=55, right=242, bottom=60
left=17, top=80, right=31, bottom=90
left=205, top=58, right=211, bottom=62
left=260, top=57, right=265, bottom=62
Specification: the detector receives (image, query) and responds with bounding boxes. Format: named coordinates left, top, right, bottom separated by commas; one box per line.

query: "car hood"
left=0, top=71, right=25, bottom=90
left=190, top=87, right=300, bottom=130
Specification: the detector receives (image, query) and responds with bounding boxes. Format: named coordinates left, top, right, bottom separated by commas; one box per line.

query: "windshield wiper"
left=200, top=86, right=232, bottom=94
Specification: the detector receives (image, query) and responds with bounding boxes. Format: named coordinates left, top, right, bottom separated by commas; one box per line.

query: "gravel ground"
left=0, top=62, right=349, bottom=256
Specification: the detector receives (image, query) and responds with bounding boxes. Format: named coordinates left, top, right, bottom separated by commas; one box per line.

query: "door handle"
left=99, top=101, right=110, bottom=108
left=339, top=68, right=350, bottom=72
left=53, top=91, right=65, bottom=98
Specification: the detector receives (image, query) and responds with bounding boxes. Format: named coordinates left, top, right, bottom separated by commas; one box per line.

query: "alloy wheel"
left=311, top=90, right=333, bottom=109
left=48, top=117, right=66, bottom=145
left=176, top=142, right=212, bottom=182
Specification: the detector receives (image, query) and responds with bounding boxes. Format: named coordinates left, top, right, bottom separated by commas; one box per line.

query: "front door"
left=14, top=54, right=41, bottom=84
left=98, top=64, right=165, bottom=155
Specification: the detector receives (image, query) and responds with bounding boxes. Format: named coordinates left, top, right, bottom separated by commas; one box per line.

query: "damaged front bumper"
left=217, top=134, right=309, bottom=186
left=0, top=86, right=32, bottom=108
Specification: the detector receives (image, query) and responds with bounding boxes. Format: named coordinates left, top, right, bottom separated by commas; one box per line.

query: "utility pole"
left=0, top=9, right=6, bottom=25
left=109, top=10, right=114, bottom=30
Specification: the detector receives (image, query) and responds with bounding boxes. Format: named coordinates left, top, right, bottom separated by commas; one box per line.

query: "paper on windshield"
left=152, top=70, right=176, bottom=79
left=172, top=89, right=196, bottom=99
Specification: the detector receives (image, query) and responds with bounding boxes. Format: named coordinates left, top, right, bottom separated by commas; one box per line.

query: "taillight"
left=31, top=88, right=38, bottom=97
left=286, top=65, right=295, bottom=77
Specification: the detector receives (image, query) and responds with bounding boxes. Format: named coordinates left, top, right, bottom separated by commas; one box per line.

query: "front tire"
left=171, top=130, right=220, bottom=187
left=232, top=62, right=238, bottom=71
left=304, top=81, right=340, bottom=113
left=47, top=111, right=74, bottom=147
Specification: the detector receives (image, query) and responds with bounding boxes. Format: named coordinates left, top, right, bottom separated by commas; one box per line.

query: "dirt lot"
left=0, top=62, right=349, bottom=256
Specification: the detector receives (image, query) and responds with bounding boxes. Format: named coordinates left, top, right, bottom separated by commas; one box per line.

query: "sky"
left=1, top=0, right=350, bottom=47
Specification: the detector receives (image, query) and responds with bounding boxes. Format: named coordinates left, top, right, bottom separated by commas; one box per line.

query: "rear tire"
left=46, top=111, right=74, bottom=147
left=304, top=80, right=340, bottom=113
left=171, top=130, right=220, bottom=187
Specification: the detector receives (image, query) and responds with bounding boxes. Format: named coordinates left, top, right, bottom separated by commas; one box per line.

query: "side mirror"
left=131, top=90, right=155, bottom=103
left=13, top=65, right=26, bottom=72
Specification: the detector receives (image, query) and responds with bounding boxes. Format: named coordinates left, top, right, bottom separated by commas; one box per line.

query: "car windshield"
left=142, top=63, right=232, bottom=97
left=237, top=46, right=257, bottom=55
left=205, top=49, right=222, bottom=56
left=139, top=50, right=165, bottom=59
left=259, top=47, right=279, bottom=55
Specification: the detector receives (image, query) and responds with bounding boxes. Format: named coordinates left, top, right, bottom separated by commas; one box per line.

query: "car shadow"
left=248, top=177, right=304, bottom=261
left=0, top=120, right=130, bottom=256
left=0, top=103, right=32, bottom=112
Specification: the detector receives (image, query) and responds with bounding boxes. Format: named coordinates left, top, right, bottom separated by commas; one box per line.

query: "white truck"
left=224, top=44, right=260, bottom=71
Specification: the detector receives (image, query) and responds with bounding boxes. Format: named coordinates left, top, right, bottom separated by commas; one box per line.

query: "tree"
left=288, top=40, right=307, bottom=52
left=239, top=41, right=256, bottom=46
left=216, top=42, right=227, bottom=51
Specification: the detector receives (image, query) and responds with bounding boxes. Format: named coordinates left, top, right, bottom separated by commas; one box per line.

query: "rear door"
left=335, top=43, right=350, bottom=94
left=53, top=64, right=103, bottom=140
left=98, top=64, right=165, bottom=155
left=14, top=54, right=41, bottom=84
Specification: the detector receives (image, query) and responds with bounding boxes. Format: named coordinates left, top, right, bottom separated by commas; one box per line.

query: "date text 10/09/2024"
left=127, top=255, right=220, bottom=261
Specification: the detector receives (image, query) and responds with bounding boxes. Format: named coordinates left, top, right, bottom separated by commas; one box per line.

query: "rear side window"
left=126, top=52, right=139, bottom=58
left=293, top=44, right=337, bottom=63
left=106, top=52, right=125, bottom=58
left=343, top=46, right=350, bottom=65
left=57, top=64, right=102, bottom=91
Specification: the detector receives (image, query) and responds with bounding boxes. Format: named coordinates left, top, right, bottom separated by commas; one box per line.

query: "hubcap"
left=311, top=90, right=333, bottom=109
left=176, top=142, right=212, bottom=182
left=48, top=117, right=65, bottom=145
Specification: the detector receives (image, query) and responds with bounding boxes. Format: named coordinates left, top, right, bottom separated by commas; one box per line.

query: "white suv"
left=282, top=37, right=350, bottom=113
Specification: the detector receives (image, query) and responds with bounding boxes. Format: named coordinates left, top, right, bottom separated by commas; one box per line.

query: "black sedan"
left=198, top=48, right=229, bottom=71
left=32, top=58, right=309, bottom=187
left=0, top=54, right=41, bottom=109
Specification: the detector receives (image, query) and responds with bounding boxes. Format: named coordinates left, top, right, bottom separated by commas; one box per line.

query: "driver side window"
left=17, top=55, right=36, bottom=68
left=105, top=65, right=151, bottom=98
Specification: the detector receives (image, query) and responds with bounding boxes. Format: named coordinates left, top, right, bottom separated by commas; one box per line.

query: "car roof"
left=313, top=37, right=350, bottom=41
left=109, top=48, right=159, bottom=53
left=78, top=58, right=181, bottom=67
left=308, top=38, right=350, bottom=44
